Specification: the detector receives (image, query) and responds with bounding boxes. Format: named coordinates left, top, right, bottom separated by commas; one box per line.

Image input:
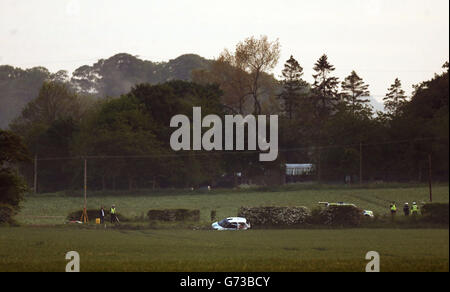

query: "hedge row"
left=238, top=205, right=366, bottom=227
left=315, top=205, right=364, bottom=226
left=421, top=203, right=449, bottom=224
left=238, top=206, right=311, bottom=226
left=147, top=209, right=200, bottom=222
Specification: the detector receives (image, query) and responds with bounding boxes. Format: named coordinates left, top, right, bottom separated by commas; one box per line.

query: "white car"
left=363, top=210, right=374, bottom=217
left=212, top=217, right=251, bottom=231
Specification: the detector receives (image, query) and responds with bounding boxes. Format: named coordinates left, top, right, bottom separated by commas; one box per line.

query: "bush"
left=314, top=205, right=363, bottom=226
left=147, top=209, right=200, bottom=222
left=0, top=170, right=27, bottom=210
left=0, top=204, right=16, bottom=224
left=67, top=209, right=130, bottom=222
left=421, top=203, right=449, bottom=224
left=238, top=206, right=311, bottom=226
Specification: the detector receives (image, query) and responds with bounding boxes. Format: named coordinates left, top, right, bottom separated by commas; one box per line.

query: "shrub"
left=0, top=204, right=16, bottom=224
left=67, top=209, right=130, bottom=222
left=421, top=203, right=449, bottom=224
left=315, top=205, right=363, bottom=226
left=147, top=209, right=200, bottom=222
left=238, top=206, right=311, bottom=226
left=0, top=170, right=28, bottom=210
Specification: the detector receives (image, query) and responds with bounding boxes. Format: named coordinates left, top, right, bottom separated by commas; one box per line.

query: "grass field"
left=16, top=184, right=450, bottom=225
left=2, top=184, right=447, bottom=272
left=0, top=227, right=447, bottom=272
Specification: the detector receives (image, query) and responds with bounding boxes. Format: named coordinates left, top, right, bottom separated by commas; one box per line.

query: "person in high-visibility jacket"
left=110, top=204, right=117, bottom=223
left=411, top=202, right=420, bottom=216
left=390, top=202, right=397, bottom=220
left=390, top=202, right=397, bottom=213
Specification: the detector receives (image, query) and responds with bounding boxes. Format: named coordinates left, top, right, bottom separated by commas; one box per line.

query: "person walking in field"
left=100, top=206, right=105, bottom=224
left=110, top=204, right=117, bottom=224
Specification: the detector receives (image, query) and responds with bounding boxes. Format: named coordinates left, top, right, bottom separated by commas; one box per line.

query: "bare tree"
left=193, top=36, right=280, bottom=115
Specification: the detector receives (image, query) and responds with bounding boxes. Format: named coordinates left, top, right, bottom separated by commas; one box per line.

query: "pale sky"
left=1, top=0, right=449, bottom=101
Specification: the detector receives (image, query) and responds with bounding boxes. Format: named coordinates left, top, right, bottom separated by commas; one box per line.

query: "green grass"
left=17, top=184, right=449, bottom=225
left=0, top=227, right=447, bottom=272
left=4, top=185, right=448, bottom=272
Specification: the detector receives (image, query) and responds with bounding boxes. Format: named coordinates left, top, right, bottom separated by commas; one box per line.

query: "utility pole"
left=428, top=154, right=433, bottom=202
left=84, top=158, right=87, bottom=210
left=34, top=155, right=38, bottom=194
left=318, top=148, right=322, bottom=183
left=360, top=142, right=363, bottom=186
left=80, top=158, right=89, bottom=223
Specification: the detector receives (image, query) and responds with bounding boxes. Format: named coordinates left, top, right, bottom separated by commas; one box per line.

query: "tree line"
left=2, top=36, right=448, bottom=193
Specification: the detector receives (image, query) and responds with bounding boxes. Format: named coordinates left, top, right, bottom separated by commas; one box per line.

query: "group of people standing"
left=99, top=204, right=119, bottom=224
left=390, top=202, right=420, bottom=218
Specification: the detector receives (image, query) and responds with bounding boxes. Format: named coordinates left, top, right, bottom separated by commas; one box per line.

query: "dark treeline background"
left=1, top=36, right=448, bottom=192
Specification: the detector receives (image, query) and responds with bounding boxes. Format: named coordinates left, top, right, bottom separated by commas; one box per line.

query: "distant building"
left=285, top=163, right=315, bottom=183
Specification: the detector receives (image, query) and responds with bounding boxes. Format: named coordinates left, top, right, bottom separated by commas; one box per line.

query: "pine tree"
left=384, top=78, right=407, bottom=114
left=341, top=70, right=371, bottom=113
left=278, top=56, right=308, bottom=119
left=312, top=54, right=339, bottom=117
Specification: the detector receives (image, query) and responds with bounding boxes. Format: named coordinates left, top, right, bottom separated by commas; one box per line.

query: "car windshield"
left=218, top=219, right=237, bottom=229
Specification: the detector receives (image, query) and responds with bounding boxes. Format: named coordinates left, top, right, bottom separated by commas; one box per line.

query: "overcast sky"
left=1, top=0, right=449, bottom=100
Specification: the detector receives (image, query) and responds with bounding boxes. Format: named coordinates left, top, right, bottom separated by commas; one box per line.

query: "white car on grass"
left=212, top=217, right=251, bottom=231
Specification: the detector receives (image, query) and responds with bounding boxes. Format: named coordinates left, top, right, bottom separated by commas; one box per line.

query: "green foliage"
left=312, top=54, right=340, bottom=117
left=0, top=170, right=26, bottom=208
left=0, top=130, right=30, bottom=166
left=383, top=78, right=407, bottom=115
left=147, top=209, right=200, bottom=222
left=340, top=70, right=372, bottom=114
left=71, top=53, right=212, bottom=97
left=278, top=55, right=309, bottom=120
left=0, top=130, right=29, bottom=222
left=421, top=203, right=449, bottom=224
left=71, top=80, right=225, bottom=190
left=2, top=47, right=448, bottom=188
left=0, top=66, right=51, bottom=129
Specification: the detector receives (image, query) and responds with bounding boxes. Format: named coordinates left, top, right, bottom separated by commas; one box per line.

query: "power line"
left=35, top=136, right=447, bottom=161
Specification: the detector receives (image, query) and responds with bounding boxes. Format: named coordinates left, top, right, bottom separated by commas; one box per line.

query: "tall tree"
left=341, top=70, right=371, bottom=113
left=220, top=36, right=280, bottom=115
left=0, top=130, right=29, bottom=222
left=278, top=56, right=308, bottom=120
left=192, top=37, right=280, bottom=115
left=10, top=82, right=94, bottom=148
left=0, top=130, right=29, bottom=169
left=192, top=57, right=250, bottom=114
left=312, top=54, right=340, bottom=118
left=383, top=78, right=407, bottom=115
left=0, top=66, right=51, bottom=129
